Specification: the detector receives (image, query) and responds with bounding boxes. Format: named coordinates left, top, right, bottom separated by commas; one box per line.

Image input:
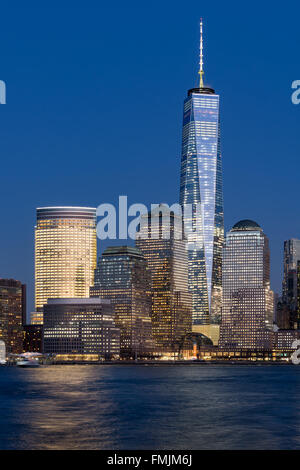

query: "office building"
left=283, top=239, right=300, bottom=305
left=275, top=329, right=300, bottom=349
left=281, top=239, right=300, bottom=328
left=43, top=298, right=120, bottom=359
left=0, top=279, right=25, bottom=354
left=275, top=300, right=291, bottom=329
left=30, top=311, right=43, bottom=325
left=35, top=207, right=97, bottom=318
left=219, top=220, right=274, bottom=350
left=91, top=246, right=153, bottom=358
left=136, top=205, right=192, bottom=354
left=23, top=324, right=43, bottom=353
left=179, top=20, right=224, bottom=324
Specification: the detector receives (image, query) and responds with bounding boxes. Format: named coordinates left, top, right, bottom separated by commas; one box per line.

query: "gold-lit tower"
left=35, top=207, right=97, bottom=317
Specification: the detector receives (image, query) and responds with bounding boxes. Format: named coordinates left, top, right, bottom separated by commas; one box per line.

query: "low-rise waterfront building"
left=43, top=298, right=120, bottom=360
left=275, top=329, right=300, bottom=349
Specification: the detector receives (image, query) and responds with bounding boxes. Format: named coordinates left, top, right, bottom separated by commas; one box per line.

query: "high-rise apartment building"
left=43, top=298, right=120, bottom=359
left=219, top=220, right=274, bottom=350
left=179, top=21, right=224, bottom=325
left=35, top=207, right=97, bottom=318
left=136, top=205, right=192, bottom=354
left=90, top=246, right=154, bottom=358
left=0, top=279, right=25, bottom=354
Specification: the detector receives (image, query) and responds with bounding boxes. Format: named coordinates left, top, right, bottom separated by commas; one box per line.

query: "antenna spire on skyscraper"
left=199, top=18, right=204, bottom=88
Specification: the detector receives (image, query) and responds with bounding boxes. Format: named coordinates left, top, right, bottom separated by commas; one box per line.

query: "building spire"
left=199, top=18, right=204, bottom=88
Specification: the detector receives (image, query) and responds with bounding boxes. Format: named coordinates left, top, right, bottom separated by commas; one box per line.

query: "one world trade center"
left=179, top=20, right=224, bottom=325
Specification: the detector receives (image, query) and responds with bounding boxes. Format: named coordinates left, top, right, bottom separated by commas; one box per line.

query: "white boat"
left=16, top=358, right=40, bottom=368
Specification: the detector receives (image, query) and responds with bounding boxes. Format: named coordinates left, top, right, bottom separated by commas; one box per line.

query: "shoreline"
left=4, top=360, right=295, bottom=367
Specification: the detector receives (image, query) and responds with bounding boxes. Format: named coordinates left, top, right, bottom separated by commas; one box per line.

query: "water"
left=0, top=364, right=300, bottom=450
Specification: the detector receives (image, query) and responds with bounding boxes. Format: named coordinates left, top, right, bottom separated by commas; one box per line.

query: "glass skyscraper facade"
left=179, top=85, right=223, bottom=325
left=35, top=207, right=97, bottom=316
left=219, top=220, right=274, bottom=350
left=90, top=246, right=154, bottom=358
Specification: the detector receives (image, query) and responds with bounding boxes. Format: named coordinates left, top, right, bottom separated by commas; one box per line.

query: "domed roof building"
left=219, top=220, right=274, bottom=350
left=232, top=220, right=262, bottom=232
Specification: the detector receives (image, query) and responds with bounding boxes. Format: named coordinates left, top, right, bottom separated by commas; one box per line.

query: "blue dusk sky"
left=0, top=1, right=299, bottom=314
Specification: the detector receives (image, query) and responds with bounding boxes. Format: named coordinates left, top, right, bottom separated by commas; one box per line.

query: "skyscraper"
left=136, top=205, right=192, bottom=354
left=219, top=220, right=274, bottom=350
left=0, top=279, right=25, bottom=354
left=282, top=239, right=300, bottom=328
left=179, top=20, right=224, bottom=325
left=90, top=246, right=154, bottom=358
left=35, top=207, right=97, bottom=317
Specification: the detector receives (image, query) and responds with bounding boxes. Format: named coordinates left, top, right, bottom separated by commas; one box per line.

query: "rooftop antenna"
left=199, top=18, right=204, bottom=88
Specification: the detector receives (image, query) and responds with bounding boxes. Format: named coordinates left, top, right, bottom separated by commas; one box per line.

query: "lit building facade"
left=136, top=205, right=192, bottom=354
left=35, top=207, right=97, bottom=317
left=283, top=239, right=300, bottom=304
left=91, top=246, right=154, bottom=358
left=23, top=324, right=43, bottom=353
left=43, top=298, right=120, bottom=359
left=275, top=329, right=300, bottom=349
left=219, top=220, right=274, bottom=350
left=192, top=324, right=220, bottom=346
left=281, top=239, right=300, bottom=328
left=179, top=26, right=223, bottom=325
left=0, top=279, right=25, bottom=354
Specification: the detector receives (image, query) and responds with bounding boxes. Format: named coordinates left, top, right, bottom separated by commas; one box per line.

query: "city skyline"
left=0, top=5, right=299, bottom=315
left=1, top=4, right=300, bottom=454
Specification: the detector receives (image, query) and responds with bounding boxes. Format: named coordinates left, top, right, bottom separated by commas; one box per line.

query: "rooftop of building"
left=102, top=246, right=144, bottom=258
left=36, top=206, right=97, bottom=220
left=231, top=219, right=262, bottom=232
left=188, top=86, right=215, bottom=96
left=140, top=203, right=183, bottom=220
left=37, top=206, right=96, bottom=211
left=46, top=298, right=111, bottom=305
left=0, top=278, right=23, bottom=288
